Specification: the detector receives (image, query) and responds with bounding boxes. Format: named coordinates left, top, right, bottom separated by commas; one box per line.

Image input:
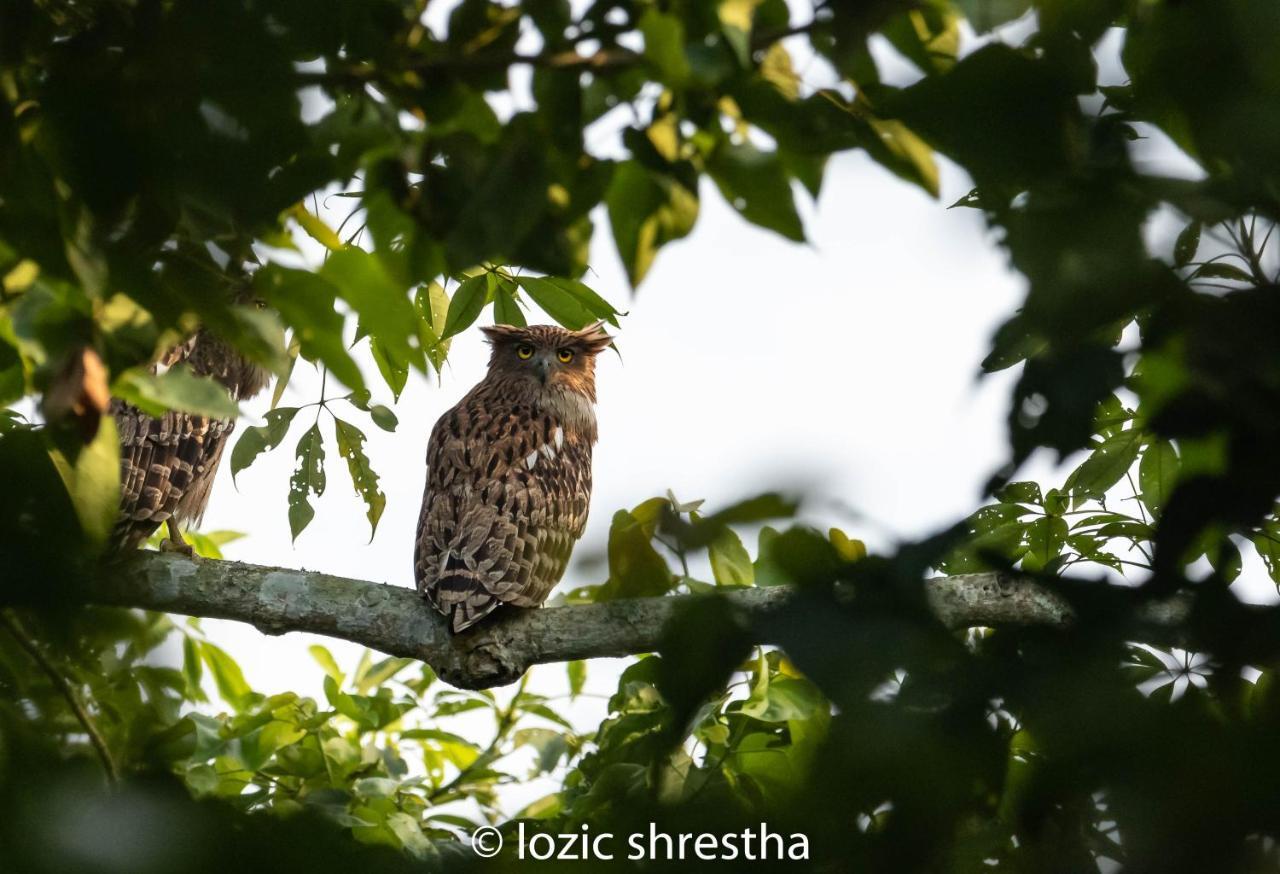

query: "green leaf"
left=544, top=277, right=622, bottom=326
left=995, top=481, right=1043, bottom=505
left=515, top=276, right=618, bottom=330
left=320, top=248, right=422, bottom=372
left=567, top=660, right=587, bottom=698
left=753, top=526, right=787, bottom=586
left=599, top=509, right=675, bottom=599
left=492, top=282, right=527, bottom=326
left=370, top=337, right=409, bottom=401
left=349, top=390, right=399, bottom=432
left=355, top=656, right=414, bottom=695
left=1193, top=262, right=1253, bottom=282
left=743, top=676, right=825, bottom=723
left=1209, top=538, right=1243, bottom=584
left=861, top=115, right=941, bottom=197
left=1174, top=220, right=1201, bottom=267
left=718, top=0, right=761, bottom=65
left=1251, top=524, right=1280, bottom=585
left=200, top=641, right=253, bottom=710
left=606, top=162, right=699, bottom=287
left=49, top=416, right=120, bottom=548
left=415, top=281, right=453, bottom=372
left=1024, top=516, right=1068, bottom=571
left=708, top=527, right=754, bottom=586
left=254, top=266, right=365, bottom=393
left=113, top=366, right=240, bottom=419
left=230, top=407, right=299, bottom=482
left=882, top=7, right=959, bottom=75
left=1066, top=429, right=1143, bottom=502
left=369, top=405, right=398, bottom=432
left=182, top=634, right=206, bottom=701
left=441, top=274, right=490, bottom=340
left=288, top=424, right=326, bottom=542
left=954, top=0, right=1032, bottom=34
left=309, top=644, right=344, bottom=684
left=0, top=334, right=24, bottom=407
left=333, top=417, right=386, bottom=540
left=639, top=9, right=691, bottom=87
left=1139, top=441, right=1179, bottom=518
left=180, top=529, right=234, bottom=559
left=707, top=143, right=805, bottom=241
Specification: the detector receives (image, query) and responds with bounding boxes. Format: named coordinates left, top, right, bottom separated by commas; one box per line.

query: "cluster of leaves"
left=942, top=390, right=1280, bottom=588
left=3, top=0, right=1280, bottom=871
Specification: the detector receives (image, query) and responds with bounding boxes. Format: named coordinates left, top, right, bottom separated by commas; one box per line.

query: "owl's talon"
left=159, top=538, right=196, bottom=557
left=159, top=518, right=196, bottom=557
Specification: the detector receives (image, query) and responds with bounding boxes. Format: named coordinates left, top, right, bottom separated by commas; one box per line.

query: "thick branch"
left=62, top=553, right=1117, bottom=690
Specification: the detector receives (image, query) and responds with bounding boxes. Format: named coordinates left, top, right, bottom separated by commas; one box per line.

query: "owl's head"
left=184, top=289, right=276, bottom=401
left=480, top=321, right=613, bottom=402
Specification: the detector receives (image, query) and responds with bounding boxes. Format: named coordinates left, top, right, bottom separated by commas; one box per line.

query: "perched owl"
left=415, top=321, right=613, bottom=632
left=109, top=323, right=271, bottom=553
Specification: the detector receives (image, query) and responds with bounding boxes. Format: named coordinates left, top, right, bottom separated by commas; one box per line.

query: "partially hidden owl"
left=110, top=324, right=271, bottom=553
left=415, top=322, right=613, bottom=632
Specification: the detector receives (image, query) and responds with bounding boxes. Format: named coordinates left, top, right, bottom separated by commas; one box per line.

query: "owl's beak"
left=532, top=356, right=551, bottom=383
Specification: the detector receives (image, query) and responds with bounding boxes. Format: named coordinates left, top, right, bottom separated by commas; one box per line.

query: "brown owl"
left=110, top=323, right=272, bottom=553
left=415, top=321, right=613, bottom=632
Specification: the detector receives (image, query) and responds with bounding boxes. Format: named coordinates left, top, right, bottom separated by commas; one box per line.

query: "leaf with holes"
left=288, top=424, right=326, bottom=541
left=334, top=417, right=385, bottom=540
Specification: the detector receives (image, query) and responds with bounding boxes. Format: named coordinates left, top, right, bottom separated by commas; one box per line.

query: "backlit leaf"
left=334, top=417, right=386, bottom=540
left=288, top=424, right=325, bottom=541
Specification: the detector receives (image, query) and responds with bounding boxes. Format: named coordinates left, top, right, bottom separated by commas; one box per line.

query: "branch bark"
left=65, top=553, right=1113, bottom=690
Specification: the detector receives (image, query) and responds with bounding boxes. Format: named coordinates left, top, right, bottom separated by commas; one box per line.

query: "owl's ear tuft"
left=571, top=320, right=613, bottom=355
left=480, top=324, right=527, bottom=346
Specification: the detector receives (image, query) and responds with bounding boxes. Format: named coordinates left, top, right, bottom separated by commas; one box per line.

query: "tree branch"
left=70, top=553, right=1177, bottom=690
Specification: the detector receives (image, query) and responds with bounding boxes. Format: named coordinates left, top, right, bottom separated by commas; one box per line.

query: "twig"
left=425, top=675, right=528, bottom=805
left=0, top=610, right=119, bottom=784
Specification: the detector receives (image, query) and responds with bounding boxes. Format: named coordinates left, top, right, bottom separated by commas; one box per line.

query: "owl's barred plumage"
left=415, top=321, right=612, bottom=632
left=109, top=327, right=271, bottom=552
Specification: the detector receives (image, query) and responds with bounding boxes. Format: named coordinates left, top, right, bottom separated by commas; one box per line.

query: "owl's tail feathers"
left=105, top=515, right=162, bottom=555
left=433, top=575, right=502, bottom=633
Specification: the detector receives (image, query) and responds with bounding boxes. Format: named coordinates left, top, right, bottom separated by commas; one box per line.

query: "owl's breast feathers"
left=109, top=399, right=237, bottom=550
left=415, top=385, right=596, bottom=632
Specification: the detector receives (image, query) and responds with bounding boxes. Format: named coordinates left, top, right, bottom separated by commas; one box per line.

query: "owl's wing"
left=110, top=399, right=236, bottom=551
left=415, top=403, right=592, bottom=633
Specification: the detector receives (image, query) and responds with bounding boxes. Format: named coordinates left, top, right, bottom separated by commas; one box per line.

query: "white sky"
left=137, top=11, right=1276, bottom=819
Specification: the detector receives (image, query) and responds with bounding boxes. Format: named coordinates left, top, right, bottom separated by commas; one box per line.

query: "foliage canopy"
left=3, top=0, right=1280, bottom=871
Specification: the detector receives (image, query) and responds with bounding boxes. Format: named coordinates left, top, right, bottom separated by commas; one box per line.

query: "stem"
left=425, top=675, right=528, bottom=805
left=0, top=610, right=119, bottom=784
left=315, top=367, right=328, bottom=425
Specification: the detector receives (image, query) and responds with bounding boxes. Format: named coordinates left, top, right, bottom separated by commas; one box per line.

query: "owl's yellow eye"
left=557, top=349, right=574, bottom=364
left=516, top=344, right=535, bottom=360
